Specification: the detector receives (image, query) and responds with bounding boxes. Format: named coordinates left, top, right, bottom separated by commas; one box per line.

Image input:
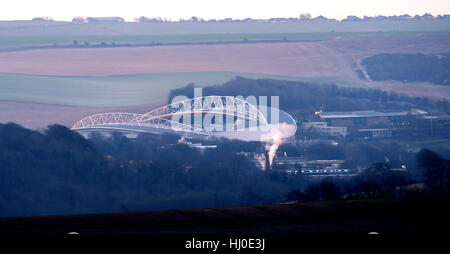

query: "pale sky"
left=0, top=0, right=449, bottom=21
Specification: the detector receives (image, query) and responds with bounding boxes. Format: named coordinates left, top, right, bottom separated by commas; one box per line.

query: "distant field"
left=1, top=33, right=449, bottom=100
left=0, top=72, right=230, bottom=106
left=1, top=20, right=448, bottom=37
left=2, top=34, right=449, bottom=78
left=0, top=72, right=359, bottom=107
left=1, top=31, right=446, bottom=52
left=0, top=40, right=363, bottom=79
left=0, top=32, right=342, bottom=51
left=365, top=80, right=450, bottom=100
left=1, top=32, right=450, bottom=109
left=0, top=19, right=448, bottom=50
left=0, top=100, right=163, bottom=129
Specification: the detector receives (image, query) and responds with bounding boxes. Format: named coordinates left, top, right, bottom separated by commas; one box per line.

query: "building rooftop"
left=358, top=128, right=391, bottom=131
left=318, top=110, right=410, bottom=119
left=421, top=115, right=450, bottom=120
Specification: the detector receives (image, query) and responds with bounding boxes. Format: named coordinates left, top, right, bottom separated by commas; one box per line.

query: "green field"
left=0, top=33, right=339, bottom=50
left=0, top=72, right=365, bottom=107
left=0, top=19, right=449, bottom=51
left=1, top=31, right=449, bottom=51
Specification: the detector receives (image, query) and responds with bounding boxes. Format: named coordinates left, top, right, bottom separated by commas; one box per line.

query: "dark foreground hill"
left=1, top=197, right=449, bottom=234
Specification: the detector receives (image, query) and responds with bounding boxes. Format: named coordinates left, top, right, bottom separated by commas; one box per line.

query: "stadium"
left=71, top=96, right=297, bottom=142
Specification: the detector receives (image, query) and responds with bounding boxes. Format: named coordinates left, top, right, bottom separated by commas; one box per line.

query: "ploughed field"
left=0, top=40, right=353, bottom=77
left=2, top=34, right=449, bottom=78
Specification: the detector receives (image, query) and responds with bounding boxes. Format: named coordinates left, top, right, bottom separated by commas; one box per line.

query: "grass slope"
left=0, top=32, right=339, bottom=51
left=0, top=72, right=365, bottom=107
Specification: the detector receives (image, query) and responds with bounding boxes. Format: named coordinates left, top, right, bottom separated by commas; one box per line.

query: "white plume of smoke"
left=265, top=122, right=294, bottom=168
left=266, top=131, right=282, bottom=168
left=177, top=136, right=186, bottom=143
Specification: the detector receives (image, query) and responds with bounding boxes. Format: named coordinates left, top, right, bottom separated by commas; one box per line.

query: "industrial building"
left=300, top=109, right=431, bottom=139
left=318, top=110, right=416, bottom=128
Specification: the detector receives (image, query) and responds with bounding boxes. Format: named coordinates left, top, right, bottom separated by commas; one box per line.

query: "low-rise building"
left=272, top=157, right=355, bottom=176
left=87, top=17, right=125, bottom=22
left=318, top=110, right=411, bottom=128
left=419, top=115, right=450, bottom=138
left=357, top=128, right=392, bottom=138
left=315, top=109, right=428, bottom=138
left=301, top=122, right=347, bottom=138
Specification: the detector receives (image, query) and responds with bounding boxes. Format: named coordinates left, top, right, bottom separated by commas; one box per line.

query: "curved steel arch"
left=71, top=112, right=142, bottom=130
left=71, top=96, right=270, bottom=136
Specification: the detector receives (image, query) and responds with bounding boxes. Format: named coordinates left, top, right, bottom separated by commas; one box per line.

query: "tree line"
left=168, top=77, right=450, bottom=119
left=362, top=53, right=450, bottom=85
left=1, top=122, right=449, bottom=217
